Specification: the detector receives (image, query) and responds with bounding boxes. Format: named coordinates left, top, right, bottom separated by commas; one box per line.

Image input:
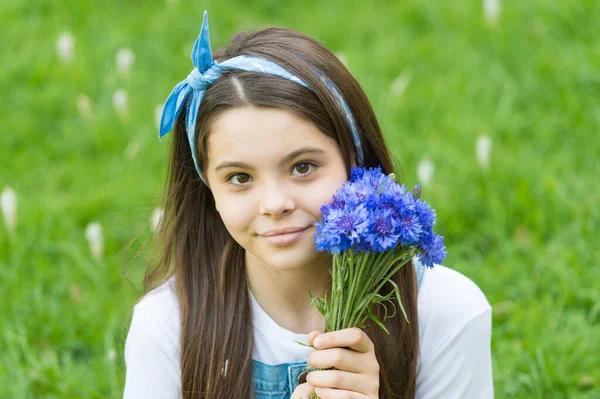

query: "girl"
left=124, top=11, right=493, bottom=399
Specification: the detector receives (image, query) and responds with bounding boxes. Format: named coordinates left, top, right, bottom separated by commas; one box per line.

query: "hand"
left=304, top=328, right=380, bottom=398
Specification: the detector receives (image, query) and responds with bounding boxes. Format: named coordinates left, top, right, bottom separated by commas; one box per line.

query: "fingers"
left=291, top=382, right=317, bottom=399
left=313, top=386, right=369, bottom=398
left=308, top=347, right=373, bottom=373
left=312, top=327, right=373, bottom=353
left=307, top=369, right=374, bottom=394
left=307, top=330, right=323, bottom=347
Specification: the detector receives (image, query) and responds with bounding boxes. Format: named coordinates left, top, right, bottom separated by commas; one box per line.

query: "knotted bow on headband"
left=158, top=10, right=364, bottom=185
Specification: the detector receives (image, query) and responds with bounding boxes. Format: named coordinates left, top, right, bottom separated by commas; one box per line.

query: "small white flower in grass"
left=76, top=94, right=92, bottom=118
left=116, top=47, right=135, bottom=78
left=85, top=222, right=104, bottom=260
left=56, top=32, right=75, bottom=63
left=154, top=104, right=164, bottom=129
left=107, top=348, right=117, bottom=362
left=124, top=135, right=142, bottom=160
left=112, top=89, right=128, bottom=118
left=1, top=186, right=17, bottom=232
left=476, top=135, right=493, bottom=170
left=151, top=207, right=164, bottom=233
left=390, top=71, right=412, bottom=99
left=417, top=157, right=434, bottom=187
left=334, top=52, right=349, bottom=67
left=483, top=0, right=500, bottom=26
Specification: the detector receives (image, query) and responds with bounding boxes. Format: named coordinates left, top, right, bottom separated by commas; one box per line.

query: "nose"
left=258, top=180, right=295, bottom=218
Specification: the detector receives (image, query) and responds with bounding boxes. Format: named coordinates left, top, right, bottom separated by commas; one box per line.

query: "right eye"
left=226, top=173, right=252, bottom=186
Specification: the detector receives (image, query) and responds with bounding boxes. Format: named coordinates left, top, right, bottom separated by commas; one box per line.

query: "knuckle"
left=332, top=348, right=345, bottom=365
left=350, top=328, right=363, bottom=343
left=331, top=372, right=344, bottom=386
left=372, top=356, right=381, bottom=372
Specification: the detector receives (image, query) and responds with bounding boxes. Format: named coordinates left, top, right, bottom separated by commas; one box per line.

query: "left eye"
left=292, top=162, right=316, bottom=176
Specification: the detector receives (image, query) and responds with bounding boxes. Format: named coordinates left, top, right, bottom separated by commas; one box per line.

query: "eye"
left=227, top=173, right=252, bottom=186
left=292, top=162, right=317, bottom=176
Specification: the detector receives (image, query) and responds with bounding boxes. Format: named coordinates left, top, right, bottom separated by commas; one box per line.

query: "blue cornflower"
left=417, top=230, right=447, bottom=268
left=379, top=192, right=422, bottom=246
left=337, top=179, right=377, bottom=208
left=329, top=195, right=346, bottom=210
left=315, top=205, right=370, bottom=254
left=366, top=209, right=400, bottom=252
left=380, top=181, right=406, bottom=197
left=415, top=200, right=436, bottom=231
left=378, top=188, right=409, bottom=219
left=351, top=166, right=387, bottom=190
left=350, top=166, right=367, bottom=181
left=396, top=213, right=423, bottom=247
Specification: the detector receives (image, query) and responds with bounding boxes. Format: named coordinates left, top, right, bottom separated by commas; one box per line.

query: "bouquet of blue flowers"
left=306, top=166, right=447, bottom=335
left=296, top=167, right=446, bottom=398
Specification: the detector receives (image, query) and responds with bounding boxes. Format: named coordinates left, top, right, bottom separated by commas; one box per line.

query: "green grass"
left=1, top=0, right=599, bottom=397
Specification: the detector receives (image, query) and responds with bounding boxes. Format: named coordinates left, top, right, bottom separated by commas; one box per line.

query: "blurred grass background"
left=1, top=0, right=599, bottom=397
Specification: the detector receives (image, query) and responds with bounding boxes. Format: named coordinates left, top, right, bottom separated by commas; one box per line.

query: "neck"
left=245, top=252, right=331, bottom=334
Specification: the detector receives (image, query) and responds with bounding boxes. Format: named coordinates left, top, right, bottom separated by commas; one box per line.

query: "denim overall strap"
left=253, top=360, right=308, bottom=398
left=415, top=257, right=427, bottom=291
left=252, top=260, right=427, bottom=398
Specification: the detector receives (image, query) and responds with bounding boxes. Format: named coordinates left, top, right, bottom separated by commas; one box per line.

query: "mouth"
left=260, top=226, right=311, bottom=246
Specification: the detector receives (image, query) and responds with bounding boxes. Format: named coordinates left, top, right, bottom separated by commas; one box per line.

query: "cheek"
left=306, top=174, right=347, bottom=219
left=214, top=195, right=255, bottom=233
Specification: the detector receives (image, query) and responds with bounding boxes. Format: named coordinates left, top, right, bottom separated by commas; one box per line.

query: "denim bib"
left=252, top=260, right=427, bottom=398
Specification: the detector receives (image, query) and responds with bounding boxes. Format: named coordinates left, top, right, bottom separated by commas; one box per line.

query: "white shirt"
left=123, top=265, right=493, bottom=398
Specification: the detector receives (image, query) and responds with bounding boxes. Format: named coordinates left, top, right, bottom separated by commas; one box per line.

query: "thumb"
left=291, top=382, right=316, bottom=399
left=307, top=330, right=323, bottom=347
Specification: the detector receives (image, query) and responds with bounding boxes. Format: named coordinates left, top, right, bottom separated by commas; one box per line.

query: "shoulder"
left=123, top=277, right=182, bottom=397
left=417, top=263, right=491, bottom=327
left=127, top=277, right=180, bottom=348
left=415, top=264, right=494, bottom=397
left=417, top=264, right=491, bottom=351
left=133, top=277, right=180, bottom=320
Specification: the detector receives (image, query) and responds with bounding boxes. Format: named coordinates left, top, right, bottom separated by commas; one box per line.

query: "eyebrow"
left=214, top=146, right=327, bottom=173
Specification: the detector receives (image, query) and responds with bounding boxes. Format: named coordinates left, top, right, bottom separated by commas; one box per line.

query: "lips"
left=260, top=226, right=309, bottom=237
left=259, top=226, right=311, bottom=246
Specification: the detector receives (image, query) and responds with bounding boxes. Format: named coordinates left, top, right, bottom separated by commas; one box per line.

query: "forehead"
left=207, top=107, right=337, bottom=162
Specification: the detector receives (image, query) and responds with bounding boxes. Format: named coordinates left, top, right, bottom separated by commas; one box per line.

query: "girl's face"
left=205, top=106, right=348, bottom=271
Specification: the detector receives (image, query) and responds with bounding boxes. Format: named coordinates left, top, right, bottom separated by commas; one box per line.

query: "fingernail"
left=313, top=337, right=322, bottom=347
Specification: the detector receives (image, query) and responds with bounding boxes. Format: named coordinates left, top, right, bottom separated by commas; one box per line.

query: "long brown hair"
left=143, top=25, right=419, bottom=398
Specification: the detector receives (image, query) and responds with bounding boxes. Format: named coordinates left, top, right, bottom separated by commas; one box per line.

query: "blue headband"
left=158, top=10, right=365, bottom=185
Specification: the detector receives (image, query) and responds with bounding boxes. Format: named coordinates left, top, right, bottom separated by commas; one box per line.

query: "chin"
left=263, top=249, right=324, bottom=272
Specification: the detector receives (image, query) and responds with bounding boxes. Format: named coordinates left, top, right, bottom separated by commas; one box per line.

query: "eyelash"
left=225, top=161, right=318, bottom=187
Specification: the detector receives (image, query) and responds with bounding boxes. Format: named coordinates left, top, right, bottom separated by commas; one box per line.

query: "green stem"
left=347, top=251, right=388, bottom=327
left=363, top=250, right=397, bottom=293
left=332, top=252, right=341, bottom=331
left=348, top=251, right=407, bottom=328
left=341, top=249, right=359, bottom=330
left=367, top=257, right=412, bottom=304
left=345, top=251, right=371, bottom=329
left=333, top=251, right=346, bottom=331
left=341, top=249, right=355, bottom=330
